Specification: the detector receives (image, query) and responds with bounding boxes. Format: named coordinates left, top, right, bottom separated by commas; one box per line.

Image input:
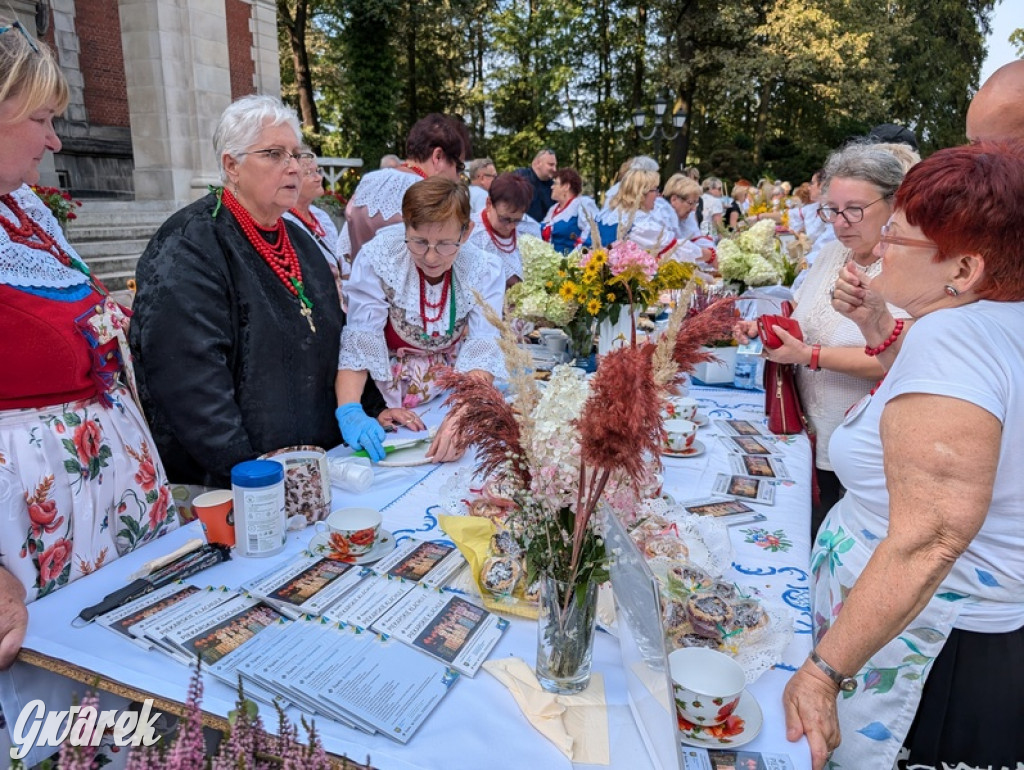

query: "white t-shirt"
left=469, top=185, right=488, bottom=215
left=830, top=300, right=1024, bottom=632
left=699, top=193, right=724, bottom=236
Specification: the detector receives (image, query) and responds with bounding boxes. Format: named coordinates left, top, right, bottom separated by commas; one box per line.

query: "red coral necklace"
left=400, top=164, right=428, bottom=179
left=222, top=188, right=316, bottom=333
left=289, top=207, right=326, bottom=238
left=0, top=193, right=90, bottom=276
left=418, top=267, right=456, bottom=338
left=482, top=211, right=517, bottom=254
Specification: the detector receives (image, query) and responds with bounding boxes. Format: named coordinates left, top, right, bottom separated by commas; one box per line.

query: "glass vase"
left=535, top=574, right=599, bottom=694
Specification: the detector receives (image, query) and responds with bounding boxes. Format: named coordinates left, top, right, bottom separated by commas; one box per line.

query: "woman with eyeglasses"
left=464, top=171, right=534, bottom=288
left=783, top=141, right=1024, bottom=770
left=734, top=143, right=911, bottom=534
left=662, top=173, right=715, bottom=265
left=335, top=177, right=505, bottom=464
left=338, top=113, right=469, bottom=266
left=130, top=95, right=385, bottom=490
left=283, top=149, right=343, bottom=304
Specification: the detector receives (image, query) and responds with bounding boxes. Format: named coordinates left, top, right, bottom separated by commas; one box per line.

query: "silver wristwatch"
left=809, top=650, right=858, bottom=692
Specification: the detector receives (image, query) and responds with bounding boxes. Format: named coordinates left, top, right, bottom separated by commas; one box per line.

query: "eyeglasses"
left=480, top=172, right=497, bottom=180
left=0, top=20, right=40, bottom=53
left=818, top=196, right=887, bottom=224
left=447, top=155, right=466, bottom=174
left=879, top=223, right=937, bottom=251
left=405, top=226, right=467, bottom=258
left=670, top=195, right=699, bottom=206
left=495, top=214, right=524, bottom=227
left=238, top=148, right=317, bottom=165
left=647, top=187, right=661, bottom=194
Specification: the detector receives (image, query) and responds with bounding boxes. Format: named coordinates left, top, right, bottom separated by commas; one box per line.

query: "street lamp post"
left=632, top=94, right=686, bottom=163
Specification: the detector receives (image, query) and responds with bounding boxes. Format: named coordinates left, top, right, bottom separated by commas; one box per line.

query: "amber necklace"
left=223, top=188, right=316, bottom=332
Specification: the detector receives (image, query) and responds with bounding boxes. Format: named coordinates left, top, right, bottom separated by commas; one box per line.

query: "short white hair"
left=213, top=95, right=302, bottom=182
left=630, top=155, right=659, bottom=173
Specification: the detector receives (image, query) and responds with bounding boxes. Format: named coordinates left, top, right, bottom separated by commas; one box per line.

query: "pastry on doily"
left=482, top=477, right=517, bottom=505
left=727, top=598, right=769, bottom=634
left=668, top=563, right=714, bottom=593
left=707, top=580, right=740, bottom=601
left=673, top=631, right=722, bottom=650
left=490, top=529, right=523, bottom=558
left=686, top=594, right=734, bottom=639
left=481, top=556, right=521, bottom=594
left=661, top=598, right=690, bottom=634
left=642, top=535, right=689, bottom=560
left=469, top=498, right=510, bottom=521
left=630, top=514, right=675, bottom=540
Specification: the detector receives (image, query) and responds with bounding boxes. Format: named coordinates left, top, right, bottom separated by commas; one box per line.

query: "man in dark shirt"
left=515, top=148, right=557, bottom=222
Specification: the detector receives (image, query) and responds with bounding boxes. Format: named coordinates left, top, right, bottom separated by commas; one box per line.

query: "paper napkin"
left=483, top=657, right=610, bottom=765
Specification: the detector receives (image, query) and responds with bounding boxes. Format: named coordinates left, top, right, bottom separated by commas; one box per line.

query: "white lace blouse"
left=338, top=224, right=506, bottom=381
left=464, top=212, right=539, bottom=283
left=0, top=185, right=88, bottom=290
left=792, top=240, right=910, bottom=470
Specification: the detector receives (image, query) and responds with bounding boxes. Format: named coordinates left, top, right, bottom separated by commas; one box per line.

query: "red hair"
left=895, top=141, right=1024, bottom=301
left=488, top=172, right=532, bottom=211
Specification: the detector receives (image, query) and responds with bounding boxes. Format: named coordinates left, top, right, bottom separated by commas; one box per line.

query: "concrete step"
left=68, top=223, right=161, bottom=242
left=82, top=255, right=141, bottom=278
left=96, top=271, right=137, bottom=293
left=74, top=238, right=149, bottom=259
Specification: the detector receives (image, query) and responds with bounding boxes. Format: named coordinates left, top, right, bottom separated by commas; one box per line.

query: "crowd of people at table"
left=2, top=17, right=1024, bottom=770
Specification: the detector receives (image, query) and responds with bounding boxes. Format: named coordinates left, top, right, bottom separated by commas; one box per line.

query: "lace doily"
left=0, top=185, right=90, bottom=290
left=348, top=168, right=419, bottom=220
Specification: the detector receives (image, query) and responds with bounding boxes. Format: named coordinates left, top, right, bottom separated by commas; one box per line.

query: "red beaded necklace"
left=222, top=188, right=316, bottom=332
left=400, top=163, right=428, bottom=179
left=482, top=210, right=517, bottom=254
left=418, top=267, right=456, bottom=338
left=0, top=193, right=90, bottom=277
left=289, top=207, right=326, bottom=238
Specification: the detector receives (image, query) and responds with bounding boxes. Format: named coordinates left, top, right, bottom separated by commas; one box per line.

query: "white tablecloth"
left=4, top=385, right=812, bottom=769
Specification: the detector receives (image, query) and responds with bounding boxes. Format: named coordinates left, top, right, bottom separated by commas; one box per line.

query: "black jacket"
left=130, top=193, right=382, bottom=487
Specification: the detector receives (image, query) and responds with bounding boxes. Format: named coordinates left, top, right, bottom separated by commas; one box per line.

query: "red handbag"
left=762, top=302, right=806, bottom=435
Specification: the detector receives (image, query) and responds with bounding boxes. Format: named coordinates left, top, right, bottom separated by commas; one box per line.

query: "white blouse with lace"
left=464, top=212, right=541, bottom=283
left=792, top=240, right=910, bottom=470
left=0, top=186, right=89, bottom=290
left=339, top=224, right=506, bottom=382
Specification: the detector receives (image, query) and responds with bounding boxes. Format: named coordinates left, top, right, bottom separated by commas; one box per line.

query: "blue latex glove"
left=335, top=403, right=386, bottom=462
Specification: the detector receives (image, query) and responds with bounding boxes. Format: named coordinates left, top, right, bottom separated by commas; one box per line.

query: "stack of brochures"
left=93, top=539, right=508, bottom=743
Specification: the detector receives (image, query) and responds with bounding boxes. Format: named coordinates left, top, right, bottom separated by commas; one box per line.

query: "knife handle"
left=77, top=578, right=154, bottom=623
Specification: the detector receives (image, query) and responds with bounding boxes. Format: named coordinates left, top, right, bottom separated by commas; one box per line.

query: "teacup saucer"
left=307, top=529, right=396, bottom=565
left=678, top=689, right=762, bottom=748
left=692, top=412, right=709, bottom=427
left=662, top=440, right=706, bottom=459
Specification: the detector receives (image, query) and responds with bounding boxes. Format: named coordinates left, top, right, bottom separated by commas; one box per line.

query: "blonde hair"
left=0, top=19, right=69, bottom=119
left=663, top=173, right=701, bottom=200
left=731, top=182, right=751, bottom=202
left=609, top=168, right=659, bottom=213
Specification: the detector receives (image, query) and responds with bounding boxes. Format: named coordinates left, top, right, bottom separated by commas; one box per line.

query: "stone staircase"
left=65, top=199, right=177, bottom=292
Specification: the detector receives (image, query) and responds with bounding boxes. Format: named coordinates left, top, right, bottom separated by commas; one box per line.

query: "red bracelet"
left=808, top=344, right=822, bottom=371
left=864, top=319, right=905, bottom=356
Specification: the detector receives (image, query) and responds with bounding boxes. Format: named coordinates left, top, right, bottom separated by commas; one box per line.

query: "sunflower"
left=587, top=298, right=603, bottom=315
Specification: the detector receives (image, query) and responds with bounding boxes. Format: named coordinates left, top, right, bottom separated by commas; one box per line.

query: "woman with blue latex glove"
left=336, top=176, right=505, bottom=463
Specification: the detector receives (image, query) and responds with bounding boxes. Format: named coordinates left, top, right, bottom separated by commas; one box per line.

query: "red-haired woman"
left=541, top=167, right=599, bottom=255
left=464, top=171, right=534, bottom=288
left=784, top=141, right=1024, bottom=770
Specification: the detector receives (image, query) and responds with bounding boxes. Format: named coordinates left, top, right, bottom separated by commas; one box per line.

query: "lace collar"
left=349, top=168, right=422, bottom=219
left=0, top=185, right=90, bottom=290
left=366, top=224, right=495, bottom=323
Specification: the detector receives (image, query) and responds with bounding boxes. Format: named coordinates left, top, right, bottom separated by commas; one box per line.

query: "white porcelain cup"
left=669, top=647, right=746, bottom=726
left=663, top=419, right=697, bottom=453
left=662, top=396, right=699, bottom=422
left=314, top=507, right=382, bottom=556
left=544, top=333, right=569, bottom=355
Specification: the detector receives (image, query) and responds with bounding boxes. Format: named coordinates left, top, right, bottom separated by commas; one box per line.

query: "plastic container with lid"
left=231, top=459, right=287, bottom=558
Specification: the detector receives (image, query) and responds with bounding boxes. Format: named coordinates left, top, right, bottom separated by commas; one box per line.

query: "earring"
left=944, top=285, right=959, bottom=297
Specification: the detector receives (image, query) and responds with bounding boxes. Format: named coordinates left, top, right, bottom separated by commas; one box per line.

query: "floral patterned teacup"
left=259, top=445, right=331, bottom=525
left=668, top=647, right=745, bottom=726
left=663, top=419, right=697, bottom=453
left=662, top=396, right=698, bottom=422
left=315, top=507, right=382, bottom=557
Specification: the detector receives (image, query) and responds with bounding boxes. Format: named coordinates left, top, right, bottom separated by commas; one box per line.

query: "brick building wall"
left=226, top=0, right=256, bottom=100
left=76, top=0, right=130, bottom=127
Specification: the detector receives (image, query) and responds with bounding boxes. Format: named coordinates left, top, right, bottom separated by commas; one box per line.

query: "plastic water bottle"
left=733, top=338, right=762, bottom=390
